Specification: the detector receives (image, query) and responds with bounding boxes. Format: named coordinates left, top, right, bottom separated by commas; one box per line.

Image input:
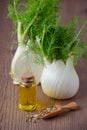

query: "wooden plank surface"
left=0, top=0, right=87, bottom=130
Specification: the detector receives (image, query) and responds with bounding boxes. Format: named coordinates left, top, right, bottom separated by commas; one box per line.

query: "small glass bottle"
left=18, top=72, right=37, bottom=111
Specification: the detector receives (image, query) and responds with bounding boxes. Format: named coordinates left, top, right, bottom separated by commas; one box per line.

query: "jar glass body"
left=19, top=82, right=37, bottom=111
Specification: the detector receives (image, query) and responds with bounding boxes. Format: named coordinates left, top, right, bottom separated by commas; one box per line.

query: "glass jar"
left=18, top=72, right=37, bottom=111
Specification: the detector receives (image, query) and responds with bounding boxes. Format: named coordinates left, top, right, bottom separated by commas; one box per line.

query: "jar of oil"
left=19, top=72, right=37, bottom=111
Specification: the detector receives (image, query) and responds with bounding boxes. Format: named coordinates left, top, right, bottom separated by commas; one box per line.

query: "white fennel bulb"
left=41, top=57, right=79, bottom=99
left=11, top=45, right=43, bottom=84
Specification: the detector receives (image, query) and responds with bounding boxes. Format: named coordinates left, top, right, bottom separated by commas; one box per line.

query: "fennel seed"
left=26, top=106, right=57, bottom=123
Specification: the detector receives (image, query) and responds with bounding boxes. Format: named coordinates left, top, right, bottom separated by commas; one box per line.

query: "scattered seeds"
left=26, top=105, right=57, bottom=123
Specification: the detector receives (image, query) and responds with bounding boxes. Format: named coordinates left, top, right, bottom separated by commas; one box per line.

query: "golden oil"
left=18, top=73, right=37, bottom=111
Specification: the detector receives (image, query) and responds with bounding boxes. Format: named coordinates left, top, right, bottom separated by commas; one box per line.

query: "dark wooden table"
left=0, top=0, right=87, bottom=130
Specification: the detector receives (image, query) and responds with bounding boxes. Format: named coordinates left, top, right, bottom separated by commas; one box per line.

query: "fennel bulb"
left=11, top=45, right=43, bottom=84
left=8, top=0, right=87, bottom=100
left=41, top=57, right=79, bottom=99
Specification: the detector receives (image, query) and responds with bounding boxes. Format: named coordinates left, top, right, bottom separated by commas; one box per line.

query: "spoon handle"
left=62, top=102, right=78, bottom=110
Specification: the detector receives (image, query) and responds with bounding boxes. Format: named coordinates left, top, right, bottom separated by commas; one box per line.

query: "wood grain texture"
left=0, top=0, right=87, bottom=130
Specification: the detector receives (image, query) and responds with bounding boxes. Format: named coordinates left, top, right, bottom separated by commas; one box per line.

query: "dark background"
left=0, top=0, right=87, bottom=130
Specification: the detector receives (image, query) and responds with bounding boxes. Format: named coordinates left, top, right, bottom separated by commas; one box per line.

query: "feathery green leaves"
left=8, top=0, right=87, bottom=65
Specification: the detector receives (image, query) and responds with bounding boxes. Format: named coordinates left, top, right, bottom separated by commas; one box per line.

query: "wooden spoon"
left=43, top=102, right=78, bottom=119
